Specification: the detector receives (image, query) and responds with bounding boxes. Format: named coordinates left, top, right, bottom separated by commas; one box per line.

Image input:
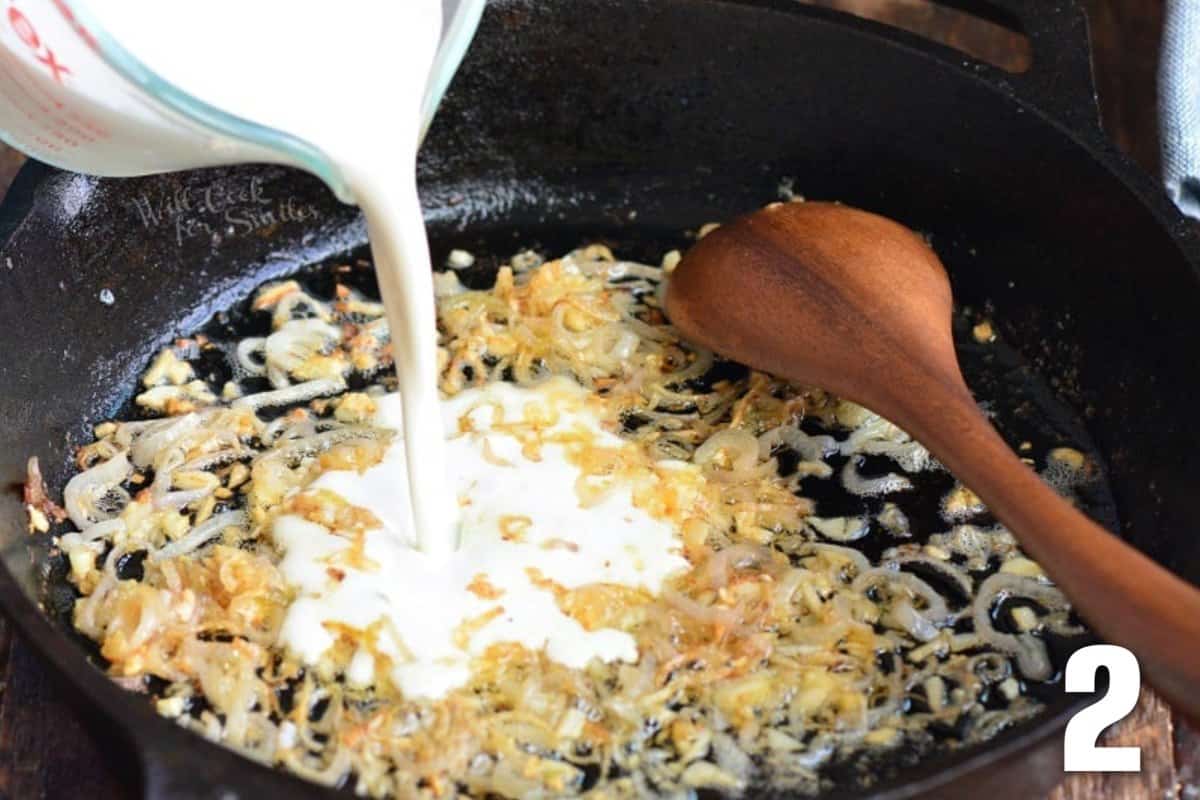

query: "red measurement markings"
left=0, top=2, right=110, bottom=151
left=7, top=5, right=70, bottom=83
left=0, top=44, right=90, bottom=151
left=0, top=45, right=54, bottom=112
left=0, top=41, right=63, bottom=112
left=0, top=71, right=62, bottom=149
left=64, top=107, right=108, bottom=140
left=49, top=0, right=96, bottom=50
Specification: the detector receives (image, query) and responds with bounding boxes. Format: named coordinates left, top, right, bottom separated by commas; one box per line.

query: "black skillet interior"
left=0, top=0, right=1198, bottom=798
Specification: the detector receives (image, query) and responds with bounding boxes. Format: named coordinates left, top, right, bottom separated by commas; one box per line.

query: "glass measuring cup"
left=0, top=0, right=486, bottom=203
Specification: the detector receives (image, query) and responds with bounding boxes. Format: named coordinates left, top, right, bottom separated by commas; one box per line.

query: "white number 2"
left=1063, top=644, right=1141, bottom=772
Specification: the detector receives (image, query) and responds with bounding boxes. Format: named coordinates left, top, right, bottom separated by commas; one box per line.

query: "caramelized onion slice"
left=63, top=451, right=132, bottom=529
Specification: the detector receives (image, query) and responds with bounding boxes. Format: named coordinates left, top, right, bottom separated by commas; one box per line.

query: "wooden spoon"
left=664, top=201, right=1200, bottom=719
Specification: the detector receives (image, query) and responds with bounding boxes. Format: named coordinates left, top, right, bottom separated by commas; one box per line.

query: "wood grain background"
left=0, top=1, right=1194, bottom=797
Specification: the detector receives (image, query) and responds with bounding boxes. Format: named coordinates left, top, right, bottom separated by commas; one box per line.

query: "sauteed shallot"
left=36, top=241, right=1098, bottom=798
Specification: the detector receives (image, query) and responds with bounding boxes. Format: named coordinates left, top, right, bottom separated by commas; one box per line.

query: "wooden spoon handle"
left=891, top=383, right=1200, bottom=720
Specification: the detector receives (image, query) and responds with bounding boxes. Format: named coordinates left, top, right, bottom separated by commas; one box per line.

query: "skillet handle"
left=929, top=0, right=1104, bottom=137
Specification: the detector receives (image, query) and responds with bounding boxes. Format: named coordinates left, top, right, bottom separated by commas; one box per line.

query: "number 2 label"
left=1063, top=644, right=1141, bottom=772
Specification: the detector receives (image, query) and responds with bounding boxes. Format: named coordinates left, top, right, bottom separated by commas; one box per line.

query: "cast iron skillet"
left=0, top=0, right=1197, bottom=797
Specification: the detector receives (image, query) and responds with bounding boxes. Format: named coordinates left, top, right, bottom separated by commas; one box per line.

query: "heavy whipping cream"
left=88, top=4, right=694, bottom=692
left=90, top=1, right=458, bottom=558
left=273, top=379, right=693, bottom=699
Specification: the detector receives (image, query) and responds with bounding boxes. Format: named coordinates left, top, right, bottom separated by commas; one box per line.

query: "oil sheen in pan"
left=48, top=229, right=1119, bottom=797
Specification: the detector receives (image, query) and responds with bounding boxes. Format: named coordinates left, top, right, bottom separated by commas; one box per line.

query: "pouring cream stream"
left=91, top=1, right=460, bottom=558
left=80, top=4, right=696, bottom=699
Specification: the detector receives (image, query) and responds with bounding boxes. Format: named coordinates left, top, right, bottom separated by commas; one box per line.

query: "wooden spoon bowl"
left=665, top=201, right=1200, bottom=719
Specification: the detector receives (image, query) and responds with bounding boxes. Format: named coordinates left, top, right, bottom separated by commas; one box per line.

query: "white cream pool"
left=273, top=379, right=692, bottom=699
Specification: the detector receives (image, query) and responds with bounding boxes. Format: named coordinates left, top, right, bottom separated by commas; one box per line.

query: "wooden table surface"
left=0, top=1, right=1195, bottom=798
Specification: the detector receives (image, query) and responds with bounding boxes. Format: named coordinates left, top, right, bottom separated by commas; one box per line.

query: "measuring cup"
left=0, top=0, right=486, bottom=204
